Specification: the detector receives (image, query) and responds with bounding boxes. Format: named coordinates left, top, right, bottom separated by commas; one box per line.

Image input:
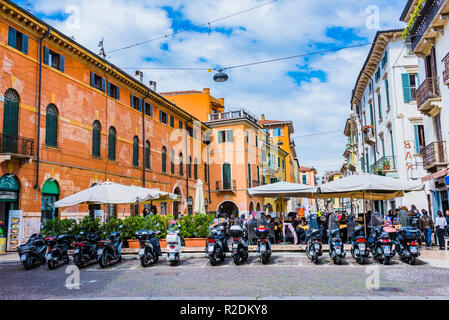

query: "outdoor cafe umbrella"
left=194, top=179, right=206, bottom=214
left=54, top=181, right=146, bottom=208
left=128, top=186, right=179, bottom=203
left=247, top=181, right=319, bottom=223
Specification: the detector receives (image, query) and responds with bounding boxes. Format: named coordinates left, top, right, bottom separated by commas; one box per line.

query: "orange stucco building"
left=0, top=0, right=210, bottom=245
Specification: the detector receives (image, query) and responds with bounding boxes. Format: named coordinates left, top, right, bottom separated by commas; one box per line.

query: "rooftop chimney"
left=261, top=114, right=265, bottom=121
left=203, top=88, right=210, bottom=94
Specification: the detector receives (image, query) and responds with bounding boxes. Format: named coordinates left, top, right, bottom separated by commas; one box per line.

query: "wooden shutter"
left=108, top=129, right=116, bottom=161
left=228, top=130, right=233, bottom=142
left=43, top=47, right=50, bottom=65
left=414, top=125, right=420, bottom=154
left=45, top=107, right=58, bottom=147
left=130, top=94, right=135, bottom=108
left=162, top=148, right=167, bottom=173
left=401, top=73, right=411, bottom=103
left=8, top=27, right=16, bottom=48
left=100, top=77, right=105, bottom=92
left=92, top=123, right=101, bottom=157
left=90, top=72, right=95, bottom=87
left=223, top=164, right=231, bottom=189
left=218, top=131, right=223, bottom=144
left=133, top=137, right=139, bottom=167
left=384, top=79, right=390, bottom=107
left=115, top=86, right=120, bottom=100
left=58, top=55, right=65, bottom=72
left=21, top=34, right=29, bottom=54
left=138, top=98, right=142, bottom=112
left=107, top=82, right=112, bottom=97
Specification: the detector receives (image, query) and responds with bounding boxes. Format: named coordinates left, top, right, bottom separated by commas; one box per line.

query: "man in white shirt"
left=435, top=211, right=448, bottom=250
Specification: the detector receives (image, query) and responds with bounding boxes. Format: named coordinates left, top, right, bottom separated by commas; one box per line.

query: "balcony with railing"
left=421, top=141, right=448, bottom=172
left=0, top=134, right=34, bottom=164
left=409, top=0, right=446, bottom=52
left=416, top=77, right=441, bottom=114
left=370, top=156, right=397, bottom=175
left=216, top=180, right=237, bottom=193
left=208, top=109, right=259, bottom=125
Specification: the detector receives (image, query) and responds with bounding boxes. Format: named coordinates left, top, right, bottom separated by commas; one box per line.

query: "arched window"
left=133, top=136, right=139, bottom=167
left=108, top=126, right=116, bottom=161
left=161, top=146, right=167, bottom=173
left=179, top=153, right=184, bottom=176
left=188, top=156, right=192, bottom=178
left=3, top=89, right=20, bottom=153
left=194, top=158, right=198, bottom=180
left=170, top=149, right=175, bottom=174
left=92, top=120, right=101, bottom=157
left=45, top=104, right=58, bottom=147
left=222, top=163, right=231, bottom=190
left=145, top=141, right=150, bottom=169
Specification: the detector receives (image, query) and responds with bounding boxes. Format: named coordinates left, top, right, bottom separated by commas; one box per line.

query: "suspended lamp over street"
left=213, top=68, right=228, bottom=82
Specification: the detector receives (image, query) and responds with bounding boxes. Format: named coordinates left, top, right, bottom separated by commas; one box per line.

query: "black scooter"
left=306, top=228, right=323, bottom=264
left=230, top=225, right=249, bottom=265
left=97, top=225, right=123, bottom=268
left=256, top=225, right=271, bottom=264
left=351, top=225, right=369, bottom=265
left=205, top=224, right=227, bottom=266
left=397, top=227, right=421, bottom=265
left=135, top=230, right=162, bottom=267
left=73, top=230, right=102, bottom=268
left=329, top=229, right=346, bottom=265
left=45, top=230, right=72, bottom=270
left=17, top=234, right=47, bottom=270
left=369, top=226, right=394, bottom=265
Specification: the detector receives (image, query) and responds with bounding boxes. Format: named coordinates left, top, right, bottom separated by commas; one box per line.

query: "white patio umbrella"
left=129, top=186, right=178, bottom=202
left=194, top=179, right=206, bottom=214
left=54, top=181, right=145, bottom=208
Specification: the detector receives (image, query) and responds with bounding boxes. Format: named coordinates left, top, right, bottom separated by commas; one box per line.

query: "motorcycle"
left=166, top=223, right=183, bottom=266
left=350, top=225, right=369, bottom=265
left=73, top=230, right=102, bottom=268
left=397, top=226, right=421, bottom=265
left=369, top=226, right=394, bottom=265
left=97, top=225, right=123, bottom=268
left=256, top=223, right=271, bottom=264
left=136, top=229, right=162, bottom=267
left=305, top=228, right=322, bottom=264
left=44, top=230, right=72, bottom=270
left=205, top=223, right=227, bottom=266
left=17, top=234, right=47, bottom=270
left=229, top=225, right=249, bottom=265
left=328, top=229, right=346, bottom=265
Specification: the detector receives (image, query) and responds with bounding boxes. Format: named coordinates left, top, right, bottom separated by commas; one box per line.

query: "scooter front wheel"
left=409, top=255, right=416, bottom=265
left=22, top=255, right=33, bottom=270
left=99, top=252, right=109, bottom=268
left=261, top=255, right=268, bottom=265
left=334, top=256, right=342, bottom=265
left=141, top=251, right=153, bottom=267
left=383, top=256, right=391, bottom=265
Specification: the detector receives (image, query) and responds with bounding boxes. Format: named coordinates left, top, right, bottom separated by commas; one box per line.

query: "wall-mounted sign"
left=94, top=210, right=104, bottom=224
left=7, top=210, right=23, bottom=251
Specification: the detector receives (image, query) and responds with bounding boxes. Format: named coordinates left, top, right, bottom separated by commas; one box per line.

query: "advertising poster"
left=7, top=210, right=23, bottom=252
left=94, top=210, right=104, bottom=224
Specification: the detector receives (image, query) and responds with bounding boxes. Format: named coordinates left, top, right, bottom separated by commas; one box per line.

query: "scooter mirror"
left=119, top=225, right=124, bottom=230
left=68, top=227, right=72, bottom=232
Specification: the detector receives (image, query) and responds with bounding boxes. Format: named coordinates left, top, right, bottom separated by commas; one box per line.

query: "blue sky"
left=11, top=0, right=407, bottom=178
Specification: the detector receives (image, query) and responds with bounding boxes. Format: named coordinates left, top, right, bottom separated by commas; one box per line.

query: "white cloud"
left=25, top=0, right=406, bottom=176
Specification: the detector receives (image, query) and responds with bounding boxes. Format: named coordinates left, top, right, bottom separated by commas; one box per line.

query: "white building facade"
left=350, top=30, right=428, bottom=215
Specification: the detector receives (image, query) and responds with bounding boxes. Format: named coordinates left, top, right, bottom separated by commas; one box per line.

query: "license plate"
left=97, top=249, right=103, bottom=256
left=383, top=246, right=390, bottom=254
left=208, top=246, right=214, bottom=253
left=233, top=243, right=238, bottom=249
left=46, top=253, right=52, bottom=261
left=336, top=248, right=341, bottom=255
left=260, top=245, right=266, bottom=252
left=138, top=248, right=145, bottom=257
left=359, top=244, right=365, bottom=250
left=410, top=246, right=417, bottom=254
left=20, top=254, right=26, bottom=262
left=314, top=243, right=320, bottom=250
left=74, top=249, right=80, bottom=254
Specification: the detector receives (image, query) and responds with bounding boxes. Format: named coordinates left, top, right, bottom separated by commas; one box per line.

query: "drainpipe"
left=141, top=91, right=151, bottom=188
left=34, top=27, right=51, bottom=191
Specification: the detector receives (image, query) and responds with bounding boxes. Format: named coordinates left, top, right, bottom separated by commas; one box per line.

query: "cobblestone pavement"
left=1, top=251, right=449, bottom=300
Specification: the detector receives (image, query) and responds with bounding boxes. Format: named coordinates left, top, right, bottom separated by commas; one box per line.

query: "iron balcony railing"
left=216, top=180, right=237, bottom=191
left=410, top=0, right=445, bottom=51
left=443, top=52, right=449, bottom=85
left=370, top=156, right=396, bottom=174
left=208, top=109, right=259, bottom=125
left=416, top=77, right=441, bottom=108
left=421, top=141, right=447, bottom=170
left=0, top=134, right=34, bottom=157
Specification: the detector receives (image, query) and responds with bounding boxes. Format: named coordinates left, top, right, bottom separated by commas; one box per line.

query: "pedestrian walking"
left=419, top=209, right=434, bottom=250
left=435, top=211, right=447, bottom=250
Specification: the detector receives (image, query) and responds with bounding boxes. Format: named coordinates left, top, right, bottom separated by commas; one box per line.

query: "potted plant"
left=383, top=159, right=391, bottom=170
left=177, top=213, right=215, bottom=247
left=122, top=216, right=145, bottom=248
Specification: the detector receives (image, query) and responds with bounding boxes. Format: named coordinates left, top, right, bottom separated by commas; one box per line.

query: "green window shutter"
left=248, top=164, right=252, bottom=188
left=115, top=86, right=120, bottom=100
left=58, top=55, right=65, bottom=72
left=100, top=77, right=105, bottom=92
left=218, top=132, right=223, bottom=144
left=108, top=129, right=116, bottom=161
left=223, top=164, right=231, bottom=189
left=107, top=82, right=112, bottom=97
left=8, top=27, right=17, bottom=48
left=43, top=47, right=50, bottom=65
left=162, top=148, right=167, bottom=173
left=384, top=79, right=390, bottom=108
left=145, top=144, right=150, bottom=169
left=138, top=98, right=142, bottom=112
left=21, top=34, right=29, bottom=54
left=228, top=130, right=233, bottom=142
left=133, top=137, right=139, bottom=167
left=369, top=104, right=374, bottom=125
left=401, top=73, right=412, bottom=103
left=414, top=125, right=420, bottom=154
left=45, top=107, right=58, bottom=147
left=92, top=122, right=101, bottom=157
left=377, top=94, right=382, bottom=118
left=130, top=94, right=135, bottom=108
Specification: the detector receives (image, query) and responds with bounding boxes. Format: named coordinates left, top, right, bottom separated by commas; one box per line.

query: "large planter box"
left=159, top=238, right=206, bottom=248
left=127, top=239, right=140, bottom=249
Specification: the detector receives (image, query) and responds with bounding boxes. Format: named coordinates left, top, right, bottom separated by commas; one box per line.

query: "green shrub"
left=101, top=218, right=122, bottom=237
left=122, top=216, right=145, bottom=239
left=178, top=213, right=214, bottom=238
left=42, top=219, right=77, bottom=237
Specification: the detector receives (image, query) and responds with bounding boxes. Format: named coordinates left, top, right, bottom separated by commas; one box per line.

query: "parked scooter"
left=397, top=226, right=421, bottom=265
left=17, top=233, right=47, bottom=270
left=97, top=225, right=123, bottom=268
left=350, top=225, right=369, bottom=265
left=166, top=222, right=184, bottom=266
left=230, top=225, right=249, bottom=265
left=73, top=230, right=102, bottom=268
left=255, top=223, right=271, bottom=264
left=305, top=228, right=322, bottom=264
left=136, top=229, right=162, bottom=267
left=369, top=226, right=395, bottom=265
left=205, top=223, right=227, bottom=266
left=45, top=229, right=72, bottom=270
left=328, top=229, right=346, bottom=265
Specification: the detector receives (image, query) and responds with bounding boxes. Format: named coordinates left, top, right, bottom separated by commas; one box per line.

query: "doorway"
left=0, top=174, right=20, bottom=236
left=217, top=201, right=239, bottom=219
